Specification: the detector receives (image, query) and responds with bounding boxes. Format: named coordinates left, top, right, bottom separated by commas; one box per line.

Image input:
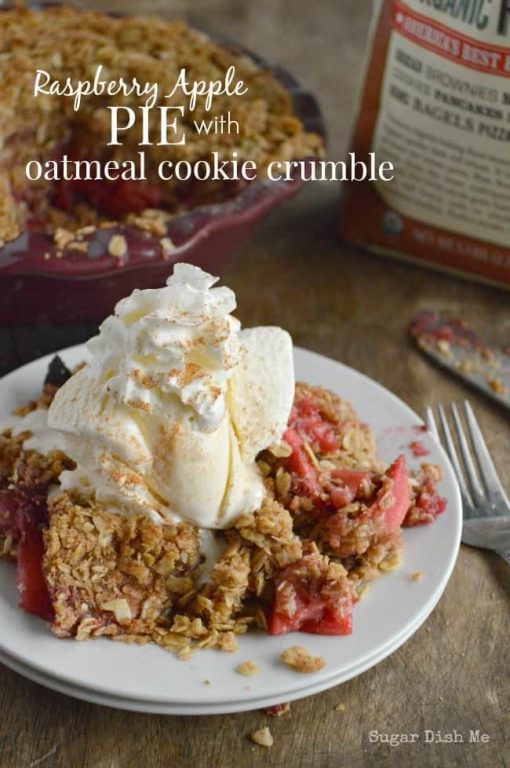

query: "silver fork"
left=426, top=401, right=510, bottom=564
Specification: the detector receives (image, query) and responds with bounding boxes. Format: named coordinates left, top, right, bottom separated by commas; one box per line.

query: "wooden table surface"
left=1, top=2, right=509, bottom=767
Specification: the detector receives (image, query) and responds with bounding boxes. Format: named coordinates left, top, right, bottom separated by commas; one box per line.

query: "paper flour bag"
left=340, top=0, right=510, bottom=287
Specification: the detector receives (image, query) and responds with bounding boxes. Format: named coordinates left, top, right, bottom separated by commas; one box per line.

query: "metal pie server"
left=410, top=311, right=510, bottom=413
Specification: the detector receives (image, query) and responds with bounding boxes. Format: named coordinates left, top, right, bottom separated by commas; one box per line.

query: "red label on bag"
left=391, top=1, right=510, bottom=77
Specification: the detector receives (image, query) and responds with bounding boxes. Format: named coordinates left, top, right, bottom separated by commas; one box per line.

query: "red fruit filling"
left=282, top=396, right=340, bottom=497
left=273, top=396, right=448, bottom=636
left=329, top=468, right=371, bottom=508
left=367, top=456, right=410, bottom=532
left=282, top=427, right=320, bottom=496
left=43, top=142, right=165, bottom=219
left=0, top=488, right=23, bottom=543
left=287, top=397, right=340, bottom=453
left=404, top=464, right=447, bottom=526
left=0, top=486, right=53, bottom=621
left=45, top=145, right=245, bottom=224
left=268, top=552, right=354, bottom=637
left=53, top=176, right=165, bottom=218
left=409, top=440, right=430, bottom=458
left=17, top=509, right=54, bottom=621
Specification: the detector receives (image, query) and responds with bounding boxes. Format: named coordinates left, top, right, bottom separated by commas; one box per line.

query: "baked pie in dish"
left=0, top=265, right=446, bottom=657
left=1, top=4, right=323, bottom=245
left=0, top=5, right=324, bottom=323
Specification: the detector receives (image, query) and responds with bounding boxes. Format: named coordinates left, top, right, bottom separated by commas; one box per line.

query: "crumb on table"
left=250, top=726, right=273, bottom=748
left=264, top=702, right=291, bottom=717
left=411, top=570, right=423, bottom=582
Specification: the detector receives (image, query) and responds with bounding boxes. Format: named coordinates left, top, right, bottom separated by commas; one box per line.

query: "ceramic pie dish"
left=0, top=5, right=325, bottom=324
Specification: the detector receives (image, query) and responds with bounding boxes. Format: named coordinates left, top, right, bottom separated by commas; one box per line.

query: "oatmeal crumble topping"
left=280, top=645, right=326, bottom=673
left=107, top=234, right=127, bottom=259
left=160, top=236, right=175, bottom=257
left=43, top=493, right=201, bottom=642
left=235, top=660, right=259, bottom=677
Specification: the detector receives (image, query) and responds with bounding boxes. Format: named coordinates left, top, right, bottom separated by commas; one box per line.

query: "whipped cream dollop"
left=48, top=264, right=294, bottom=529
left=86, top=263, right=242, bottom=431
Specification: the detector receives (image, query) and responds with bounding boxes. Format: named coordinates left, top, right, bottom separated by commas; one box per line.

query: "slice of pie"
left=0, top=266, right=446, bottom=657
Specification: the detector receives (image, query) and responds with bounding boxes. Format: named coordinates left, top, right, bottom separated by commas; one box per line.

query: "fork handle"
left=462, top=516, right=510, bottom=552
left=497, top=550, right=510, bottom=565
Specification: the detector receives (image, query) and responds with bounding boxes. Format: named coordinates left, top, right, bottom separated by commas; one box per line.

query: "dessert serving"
left=0, top=264, right=447, bottom=658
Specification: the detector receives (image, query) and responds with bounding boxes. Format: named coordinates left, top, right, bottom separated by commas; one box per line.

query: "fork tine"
left=450, top=403, right=485, bottom=506
left=425, top=406, right=439, bottom=442
left=462, top=401, right=509, bottom=507
left=436, top=404, right=473, bottom=508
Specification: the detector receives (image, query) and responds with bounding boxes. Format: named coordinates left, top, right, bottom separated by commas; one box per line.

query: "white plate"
left=0, top=605, right=426, bottom=714
left=0, top=345, right=461, bottom=713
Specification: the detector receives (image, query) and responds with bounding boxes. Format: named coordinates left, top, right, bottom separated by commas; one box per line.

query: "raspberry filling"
left=283, top=395, right=340, bottom=497
left=270, top=399, right=447, bottom=635
left=268, top=550, right=354, bottom=637
left=0, top=486, right=53, bottom=621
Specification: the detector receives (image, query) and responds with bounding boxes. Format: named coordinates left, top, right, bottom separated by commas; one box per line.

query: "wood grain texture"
left=0, top=1, right=509, bottom=767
